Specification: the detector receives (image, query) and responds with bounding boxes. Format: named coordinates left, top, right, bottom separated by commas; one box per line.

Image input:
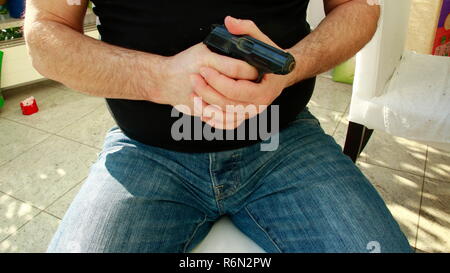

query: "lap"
left=48, top=110, right=412, bottom=253
left=47, top=128, right=214, bottom=253
left=230, top=113, right=412, bottom=253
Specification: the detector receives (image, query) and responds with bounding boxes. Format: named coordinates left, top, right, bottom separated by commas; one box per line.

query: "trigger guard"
left=255, top=72, right=264, bottom=83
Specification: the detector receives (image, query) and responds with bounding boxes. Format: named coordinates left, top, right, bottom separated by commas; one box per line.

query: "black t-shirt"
left=91, top=0, right=315, bottom=152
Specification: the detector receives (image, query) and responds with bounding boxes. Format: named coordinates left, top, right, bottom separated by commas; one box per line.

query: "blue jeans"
left=47, top=109, right=411, bottom=253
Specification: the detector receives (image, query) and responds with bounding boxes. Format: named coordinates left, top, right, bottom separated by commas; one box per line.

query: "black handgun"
left=203, top=24, right=296, bottom=83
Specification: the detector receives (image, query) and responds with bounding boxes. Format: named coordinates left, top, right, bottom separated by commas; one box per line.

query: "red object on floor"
left=20, top=96, right=39, bottom=115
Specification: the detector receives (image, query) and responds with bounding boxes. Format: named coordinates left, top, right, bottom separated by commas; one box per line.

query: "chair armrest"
left=352, top=0, right=412, bottom=101
left=349, top=0, right=412, bottom=126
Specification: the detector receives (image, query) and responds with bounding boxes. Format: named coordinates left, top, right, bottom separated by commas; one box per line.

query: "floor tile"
left=45, top=182, right=84, bottom=219
left=0, top=81, right=62, bottom=116
left=416, top=178, right=450, bottom=253
left=361, top=131, right=427, bottom=176
left=357, top=162, right=423, bottom=247
left=0, top=193, right=40, bottom=242
left=0, top=135, right=99, bottom=210
left=332, top=111, right=349, bottom=149
left=57, top=103, right=115, bottom=149
left=1, top=82, right=103, bottom=133
left=425, top=146, right=450, bottom=182
left=308, top=106, right=344, bottom=136
left=308, top=76, right=352, bottom=112
left=46, top=80, right=71, bottom=91
left=333, top=113, right=428, bottom=177
left=0, top=212, right=60, bottom=253
left=0, top=118, right=50, bottom=166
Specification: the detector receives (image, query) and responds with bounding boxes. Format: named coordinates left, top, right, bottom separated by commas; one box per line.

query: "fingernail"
left=227, top=16, right=239, bottom=24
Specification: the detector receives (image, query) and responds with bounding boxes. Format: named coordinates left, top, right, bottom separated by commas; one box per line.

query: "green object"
left=0, top=51, right=4, bottom=109
left=332, top=57, right=356, bottom=85
left=0, top=5, right=8, bottom=15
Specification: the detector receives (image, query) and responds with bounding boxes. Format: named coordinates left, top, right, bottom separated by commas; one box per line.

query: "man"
left=25, top=0, right=411, bottom=253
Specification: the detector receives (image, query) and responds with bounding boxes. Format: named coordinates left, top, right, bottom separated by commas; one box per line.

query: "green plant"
left=0, top=26, right=23, bottom=40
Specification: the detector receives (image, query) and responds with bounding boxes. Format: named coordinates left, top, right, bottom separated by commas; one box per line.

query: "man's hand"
left=189, top=16, right=295, bottom=130
left=160, top=40, right=258, bottom=120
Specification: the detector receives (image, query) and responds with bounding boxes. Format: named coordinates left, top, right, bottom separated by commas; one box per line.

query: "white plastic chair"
left=190, top=216, right=265, bottom=253
left=344, top=0, right=450, bottom=161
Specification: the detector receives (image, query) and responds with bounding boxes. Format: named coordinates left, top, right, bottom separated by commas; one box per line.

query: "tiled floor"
left=0, top=76, right=449, bottom=253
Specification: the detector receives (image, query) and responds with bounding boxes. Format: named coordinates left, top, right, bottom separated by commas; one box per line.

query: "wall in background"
left=406, top=0, right=443, bottom=54
left=1, top=30, right=99, bottom=89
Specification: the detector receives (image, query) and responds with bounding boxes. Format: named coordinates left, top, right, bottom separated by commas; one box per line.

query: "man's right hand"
left=159, top=43, right=259, bottom=121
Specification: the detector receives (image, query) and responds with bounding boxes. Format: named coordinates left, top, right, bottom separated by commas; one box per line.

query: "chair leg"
left=343, top=122, right=374, bottom=163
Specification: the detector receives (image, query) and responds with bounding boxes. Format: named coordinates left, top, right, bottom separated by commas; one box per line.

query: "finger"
left=224, top=114, right=247, bottom=130
left=199, top=66, right=261, bottom=102
left=198, top=100, right=238, bottom=130
left=174, top=104, right=193, bottom=116
left=204, top=113, right=246, bottom=130
left=212, top=109, right=247, bottom=128
left=189, top=90, right=247, bottom=130
left=201, top=102, right=239, bottom=128
left=190, top=94, right=212, bottom=119
left=207, top=51, right=259, bottom=80
left=201, top=105, right=230, bottom=130
left=190, top=74, right=249, bottom=111
left=191, top=92, right=245, bottom=130
left=205, top=102, right=259, bottom=130
left=224, top=16, right=280, bottom=49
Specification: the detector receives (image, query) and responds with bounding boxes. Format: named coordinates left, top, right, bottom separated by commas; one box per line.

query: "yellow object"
left=406, top=0, right=444, bottom=54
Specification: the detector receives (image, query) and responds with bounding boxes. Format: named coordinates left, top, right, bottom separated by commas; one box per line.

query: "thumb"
left=224, top=16, right=279, bottom=48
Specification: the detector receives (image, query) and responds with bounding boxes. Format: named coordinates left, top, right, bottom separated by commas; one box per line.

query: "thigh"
left=231, top=120, right=412, bottom=253
left=47, top=128, right=213, bottom=253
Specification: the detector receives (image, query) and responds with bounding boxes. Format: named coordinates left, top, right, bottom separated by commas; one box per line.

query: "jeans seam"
left=209, top=153, right=223, bottom=215
left=183, top=214, right=208, bottom=253
left=244, top=207, right=283, bottom=253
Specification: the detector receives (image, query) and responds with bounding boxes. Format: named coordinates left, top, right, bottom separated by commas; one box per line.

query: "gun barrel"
left=204, top=25, right=296, bottom=75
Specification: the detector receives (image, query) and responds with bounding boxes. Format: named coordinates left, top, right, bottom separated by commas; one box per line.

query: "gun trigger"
left=255, top=72, right=264, bottom=83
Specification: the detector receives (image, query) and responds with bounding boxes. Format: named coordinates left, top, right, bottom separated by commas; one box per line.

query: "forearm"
left=25, top=20, right=166, bottom=102
left=287, top=0, right=380, bottom=85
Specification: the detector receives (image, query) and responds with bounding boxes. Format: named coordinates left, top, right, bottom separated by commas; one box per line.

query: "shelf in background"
left=0, top=13, right=22, bottom=29
left=0, top=8, right=99, bottom=89
left=1, top=28, right=100, bottom=89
